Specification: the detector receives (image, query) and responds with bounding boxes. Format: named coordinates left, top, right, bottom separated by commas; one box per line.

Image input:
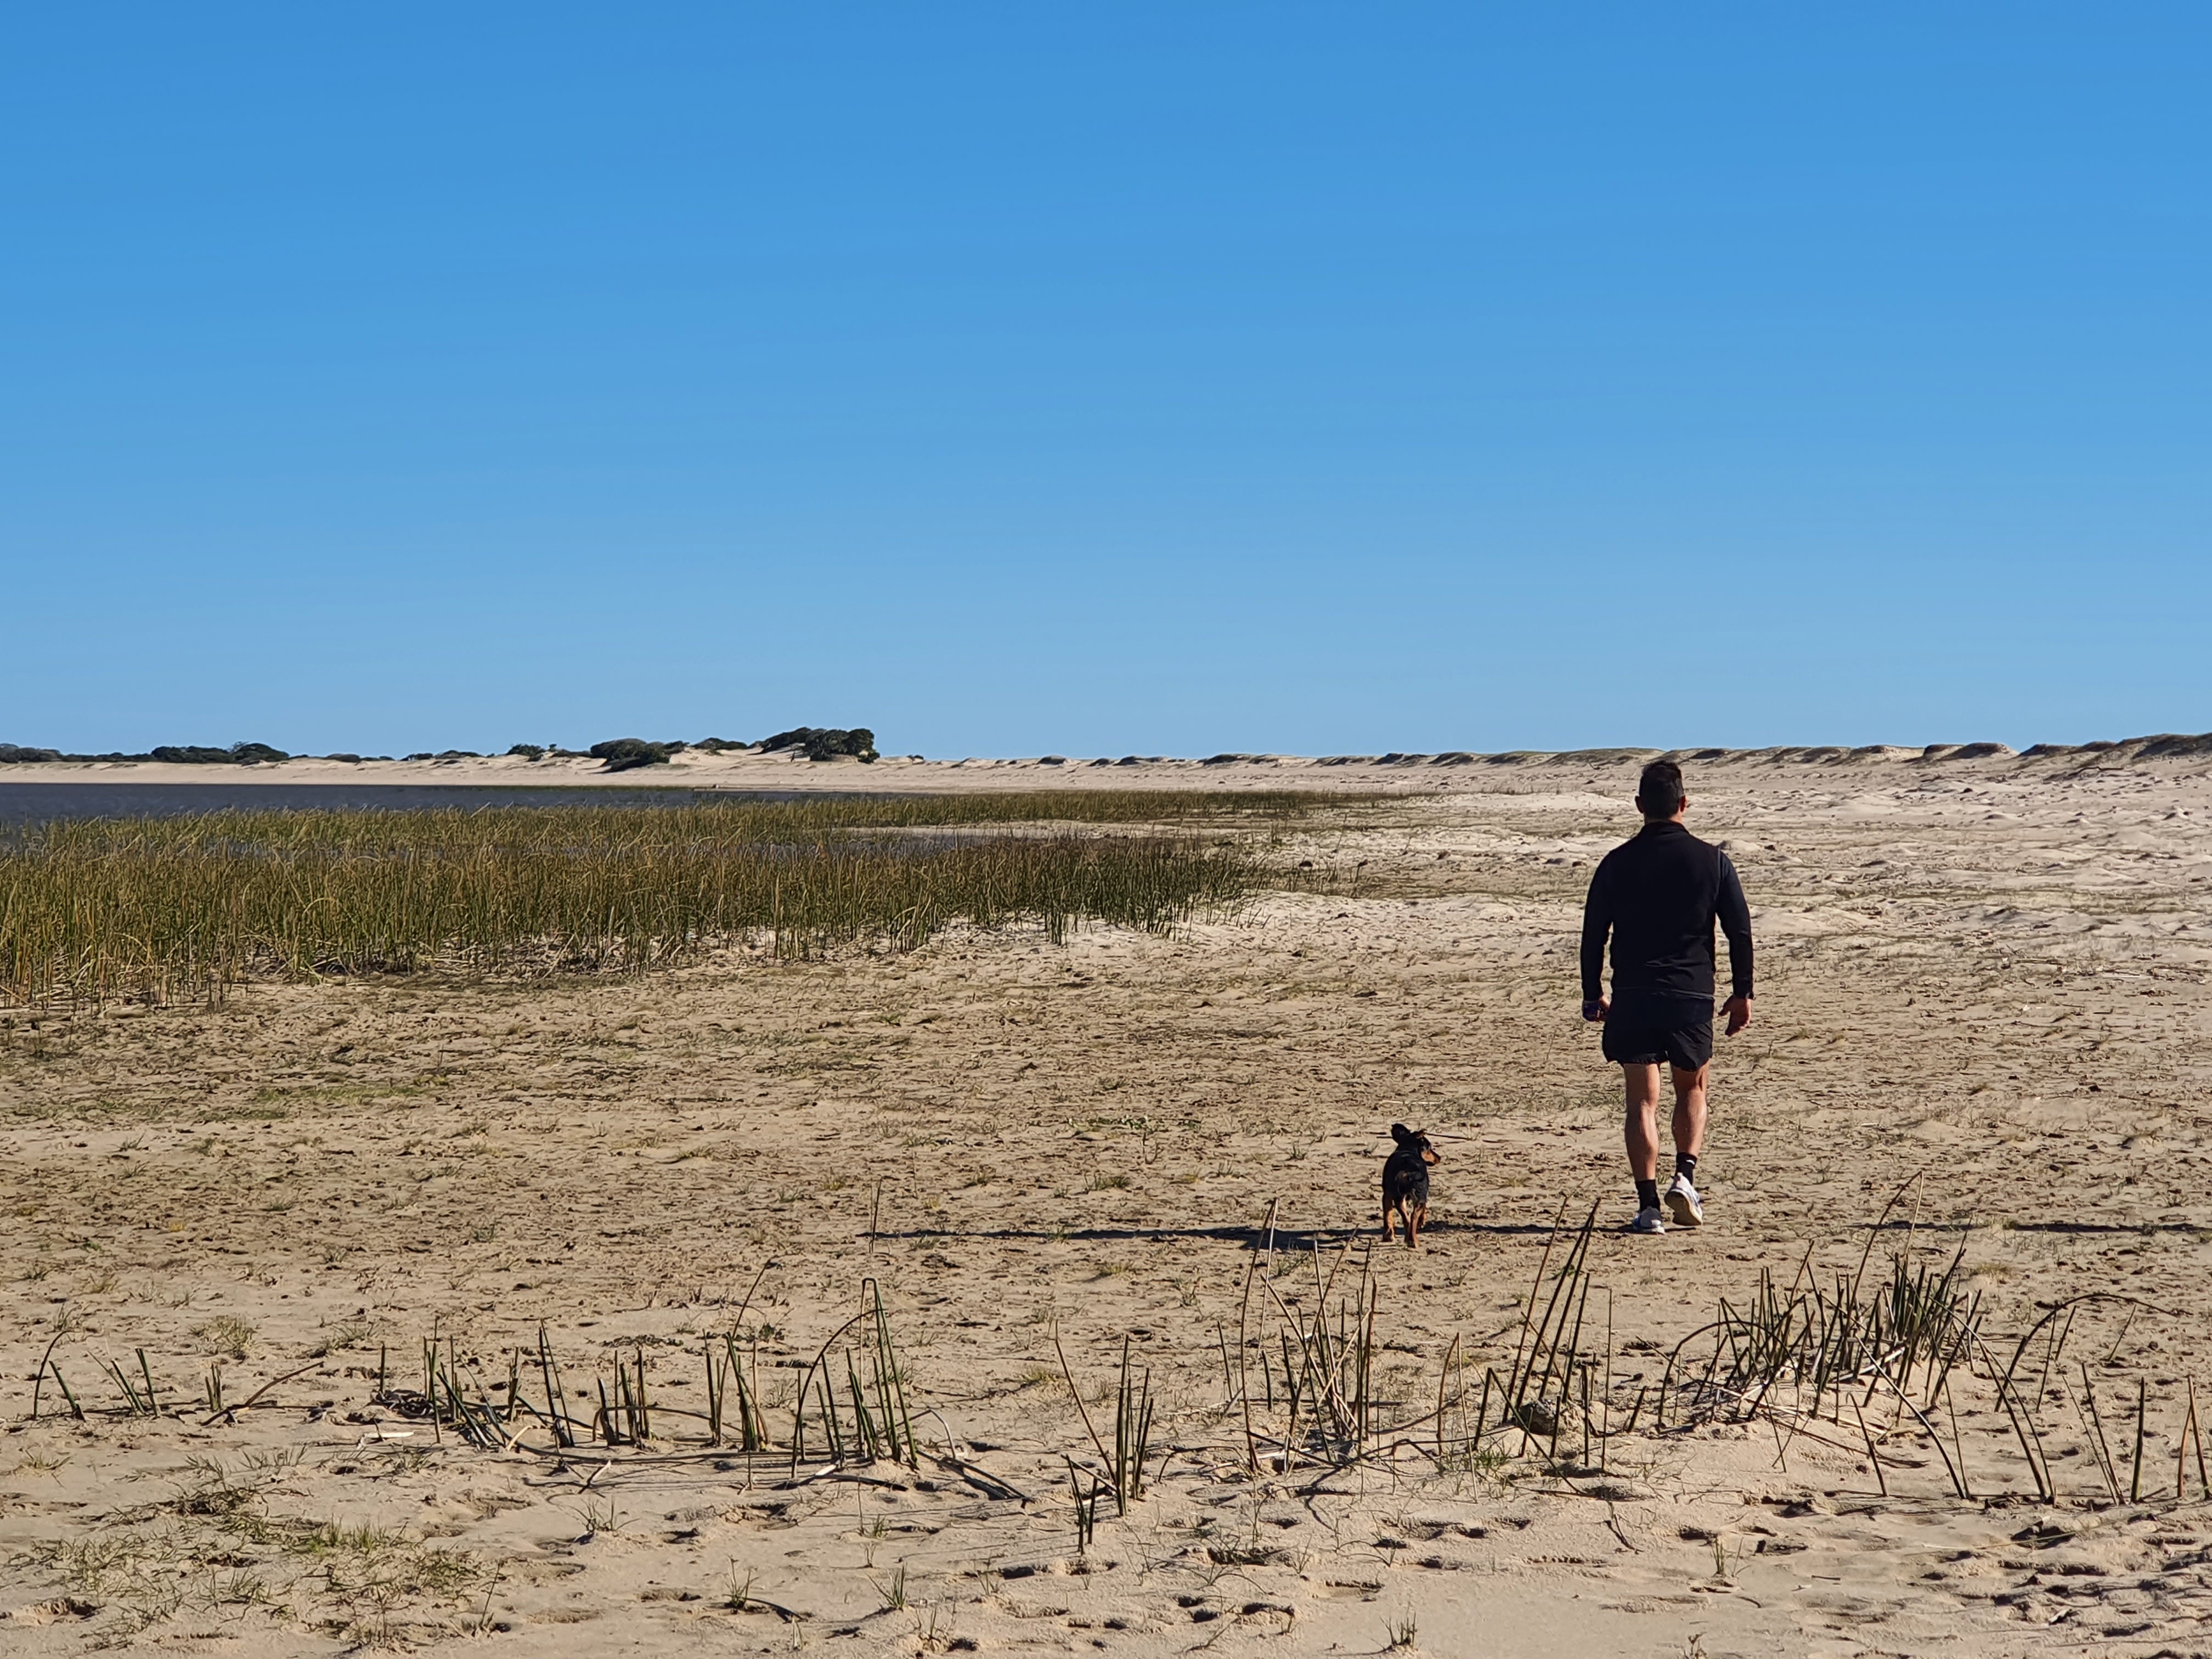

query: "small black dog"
left=1380, top=1124, right=1440, bottom=1248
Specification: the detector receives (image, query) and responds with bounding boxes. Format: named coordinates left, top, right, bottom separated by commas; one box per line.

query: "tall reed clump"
left=0, top=792, right=1322, bottom=1007
left=789, top=1281, right=921, bottom=1469
left=1217, top=1215, right=1390, bottom=1476
left=1053, top=1330, right=1159, bottom=1515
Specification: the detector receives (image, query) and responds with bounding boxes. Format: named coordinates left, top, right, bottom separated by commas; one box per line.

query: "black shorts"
left=1601, top=1012, right=1713, bottom=1071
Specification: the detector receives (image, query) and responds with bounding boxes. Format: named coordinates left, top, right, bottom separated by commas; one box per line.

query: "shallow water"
left=0, top=782, right=817, bottom=826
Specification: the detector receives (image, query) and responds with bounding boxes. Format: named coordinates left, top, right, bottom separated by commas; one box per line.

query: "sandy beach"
left=3, top=747, right=2210, bottom=1656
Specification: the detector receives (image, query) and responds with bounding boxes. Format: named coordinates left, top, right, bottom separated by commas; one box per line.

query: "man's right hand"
left=1723, top=994, right=1752, bottom=1035
left=1582, top=997, right=1609, bottom=1023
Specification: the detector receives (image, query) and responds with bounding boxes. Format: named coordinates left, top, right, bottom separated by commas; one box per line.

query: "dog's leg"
left=1380, top=1193, right=1396, bottom=1243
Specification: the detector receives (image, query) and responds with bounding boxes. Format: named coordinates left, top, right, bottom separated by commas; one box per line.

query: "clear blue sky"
left=4, top=5, right=2205, bottom=758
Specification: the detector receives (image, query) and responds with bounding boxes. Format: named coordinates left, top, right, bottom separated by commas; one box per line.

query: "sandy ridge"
left=2, top=728, right=2209, bottom=797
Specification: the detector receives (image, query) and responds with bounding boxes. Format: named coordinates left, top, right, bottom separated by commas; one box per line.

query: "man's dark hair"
left=1636, top=759, right=1685, bottom=818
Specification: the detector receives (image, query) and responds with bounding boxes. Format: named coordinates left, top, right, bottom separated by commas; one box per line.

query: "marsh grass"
left=0, top=792, right=1326, bottom=1006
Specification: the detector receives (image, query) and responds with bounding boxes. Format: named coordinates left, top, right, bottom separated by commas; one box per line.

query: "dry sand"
left=3, top=751, right=2210, bottom=1656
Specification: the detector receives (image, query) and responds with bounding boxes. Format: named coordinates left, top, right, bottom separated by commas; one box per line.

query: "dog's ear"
left=1390, top=1123, right=1414, bottom=1146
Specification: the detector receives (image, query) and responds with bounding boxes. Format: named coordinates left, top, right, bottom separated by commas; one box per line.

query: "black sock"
left=1635, top=1178, right=1660, bottom=1212
left=1675, top=1152, right=1699, bottom=1183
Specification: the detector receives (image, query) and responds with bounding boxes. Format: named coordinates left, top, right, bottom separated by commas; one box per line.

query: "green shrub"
left=147, top=743, right=290, bottom=765
left=588, top=738, right=673, bottom=772
left=758, top=727, right=877, bottom=763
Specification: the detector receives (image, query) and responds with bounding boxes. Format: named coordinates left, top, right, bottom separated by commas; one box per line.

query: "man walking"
left=1580, top=760, right=1753, bottom=1234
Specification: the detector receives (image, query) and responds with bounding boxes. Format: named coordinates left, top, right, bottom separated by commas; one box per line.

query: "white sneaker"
left=1628, top=1205, right=1666, bottom=1235
left=1664, top=1174, right=1703, bottom=1229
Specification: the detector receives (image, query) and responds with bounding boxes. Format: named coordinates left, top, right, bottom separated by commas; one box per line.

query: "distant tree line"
left=0, top=727, right=879, bottom=770
left=0, top=741, right=294, bottom=765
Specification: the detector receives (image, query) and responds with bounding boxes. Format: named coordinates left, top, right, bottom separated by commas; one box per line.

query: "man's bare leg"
left=1621, top=1062, right=1662, bottom=1180
left=1670, top=1063, right=1709, bottom=1160
left=1666, top=1063, right=1711, bottom=1226
left=1622, top=1063, right=1664, bottom=1228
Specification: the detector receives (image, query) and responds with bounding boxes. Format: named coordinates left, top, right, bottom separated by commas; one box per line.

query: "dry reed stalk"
left=1233, top=1201, right=1274, bottom=1470
left=1852, top=1398, right=1888, bottom=1497
left=2177, top=1392, right=2194, bottom=1502
left=1985, top=1350, right=2052, bottom=1502
left=2130, top=1376, right=2147, bottom=1503
left=2191, top=1379, right=2210, bottom=1498
left=1942, top=1376, right=1971, bottom=1499
left=1435, top=1335, right=1459, bottom=1467
left=2073, top=1365, right=2122, bottom=1503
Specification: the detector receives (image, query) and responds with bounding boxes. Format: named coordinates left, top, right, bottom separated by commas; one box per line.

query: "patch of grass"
left=0, top=792, right=1340, bottom=1005
left=32, top=1462, right=492, bottom=1645
left=311, top=1321, right=373, bottom=1357
left=192, top=1316, right=256, bottom=1359
left=250, top=1082, right=422, bottom=1107
left=871, top=1562, right=909, bottom=1612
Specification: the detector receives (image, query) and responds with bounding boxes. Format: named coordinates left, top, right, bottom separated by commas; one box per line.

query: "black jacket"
left=1579, top=821, right=1753, bottom=1017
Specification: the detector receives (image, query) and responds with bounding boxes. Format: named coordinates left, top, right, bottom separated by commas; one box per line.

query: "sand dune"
left=3, top=729, right=2208, bottom=795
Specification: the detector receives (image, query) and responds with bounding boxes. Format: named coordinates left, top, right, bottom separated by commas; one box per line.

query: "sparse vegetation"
left=193, top=1316, right=256, bottom=1359
left=31, top=1454, right=493, bottom=1640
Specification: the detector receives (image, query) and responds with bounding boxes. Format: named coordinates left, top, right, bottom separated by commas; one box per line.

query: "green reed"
left=0, top=792, right=1312, bottom=1006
